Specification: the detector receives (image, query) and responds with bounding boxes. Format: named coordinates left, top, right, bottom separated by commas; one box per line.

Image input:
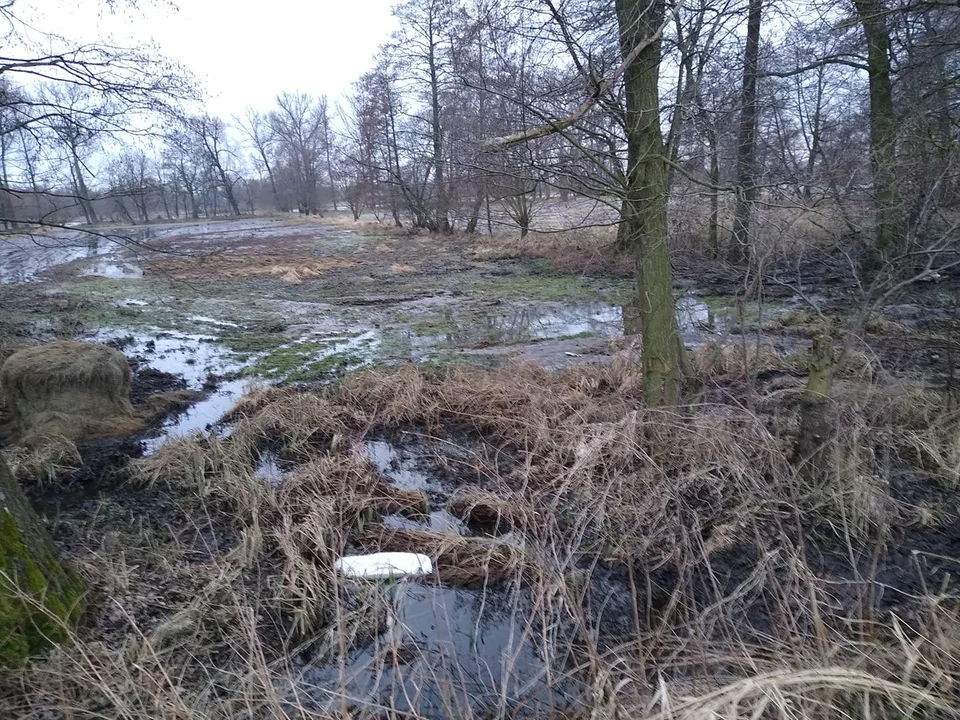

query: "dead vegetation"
left=472, top=226, right=634, bottom=277
left=0, top=341, right=144, bottom=445
left=1, top=353, right=959, bottom=718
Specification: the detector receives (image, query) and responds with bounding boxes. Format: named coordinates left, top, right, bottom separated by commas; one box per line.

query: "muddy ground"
left=1, top=216, right=959, bottom=718
left=2, top=215, right=957, bottom=386
left=0, top=214, right=957, bottom=486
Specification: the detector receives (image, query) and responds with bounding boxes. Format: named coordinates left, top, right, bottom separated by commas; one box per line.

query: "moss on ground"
left=479, top=274, right=628, bottom=303
left=245, top=342, right=367, bottom=382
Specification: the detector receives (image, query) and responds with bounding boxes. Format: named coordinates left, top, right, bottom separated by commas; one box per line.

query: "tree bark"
left=793, top=332, right=836, bottom=483
left=428, top=19, right=450, bottom=233
left=0, top=455, right=84, bottom=667
left=728, top=0, right=763, bottom=265
left=853, top=0, right=901, bottom=262
left=707, top=128, right=720, bottom=257
left=616, top=0, right=684, bottom=406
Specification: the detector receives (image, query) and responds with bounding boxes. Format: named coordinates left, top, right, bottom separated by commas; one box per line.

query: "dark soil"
left=17, top=365, right=206, bottom=512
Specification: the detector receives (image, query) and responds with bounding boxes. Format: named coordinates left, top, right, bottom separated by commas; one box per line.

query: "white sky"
left=11, top=0, right=400, bottom=118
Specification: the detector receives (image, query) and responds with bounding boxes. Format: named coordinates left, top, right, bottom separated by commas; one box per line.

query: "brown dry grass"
left=149, top=253, right=359, bottom=284
left=2, top=355, right=959, bottom=718
left=1, top=341, right=144, bottom=444
left=472, top=226, right=633, bottom=277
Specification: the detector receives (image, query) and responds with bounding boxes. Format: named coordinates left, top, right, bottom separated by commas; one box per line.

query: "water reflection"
left=80, top=260, right=143, bottom=279
left=299, top=582, right=582, bottom=717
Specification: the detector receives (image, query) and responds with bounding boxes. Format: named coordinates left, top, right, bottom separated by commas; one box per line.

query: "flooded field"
left=0, top=217, right=816, bottom=449
left=4, top=217, right=959, bottom=720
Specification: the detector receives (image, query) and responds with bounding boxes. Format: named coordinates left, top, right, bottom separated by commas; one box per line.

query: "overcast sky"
left=12, top=0, right=399, bottom=118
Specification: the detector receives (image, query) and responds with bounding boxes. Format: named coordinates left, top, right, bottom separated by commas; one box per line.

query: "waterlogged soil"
left=0, top=217, right=823, bottom=385
left=2, top=215, right=957, bottom=471
left=2, top=218, right=959, bottom=718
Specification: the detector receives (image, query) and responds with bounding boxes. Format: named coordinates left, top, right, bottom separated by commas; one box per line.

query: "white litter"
left=334, top=552, right=433, bottom=579
left=564, top=351, right=582, bottom=357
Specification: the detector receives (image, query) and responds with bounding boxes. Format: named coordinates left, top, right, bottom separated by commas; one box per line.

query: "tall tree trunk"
left=728, top=0, right=763, bottom=266
left=616, top=0, right=684, bottom=406
left=465, top=190, right=484, bottom=234
left=853, top=0, right=900, bottom=262
left=428, top=27, right=450, bottom=233
left=0, top=455, right=84, bottom=667
left=72, top=153, right=98, bottom=226
left=803, top=67, right=826, bottom=201
left=19, top=134, right=41, bottom=222
left=187, top=187, right=199, bottom=219
left=259, top=150, right=281, bottom=212
left=322, top=111, right=338, bottom=212
left=707, top=129, right=721, bottom=257
left=221, top=172, right=242, bottom=216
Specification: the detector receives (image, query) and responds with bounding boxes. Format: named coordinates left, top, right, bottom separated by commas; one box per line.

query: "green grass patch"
left=479, top=274, right=627, bottom=303
left=246, top=342, right=368, bottom=382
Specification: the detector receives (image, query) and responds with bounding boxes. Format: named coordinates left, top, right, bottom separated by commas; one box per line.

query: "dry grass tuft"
left=359, top=523, right=527, bottom=585
left=695, top=341, right=799, bottom=377
left=447, top=487, right=523, bottom=533
left=471, top=226, right=632, bottom=276
left=5, top=433, right=81, bottom=484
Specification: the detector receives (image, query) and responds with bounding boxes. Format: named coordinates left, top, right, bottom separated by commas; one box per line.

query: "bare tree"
left=237, top=107, right=282, bottom=211
left=269, top=93, right=328, bottom=216
left=728, top=0, right=763, bottom=265
left=187, top=115, right=243, bottom=217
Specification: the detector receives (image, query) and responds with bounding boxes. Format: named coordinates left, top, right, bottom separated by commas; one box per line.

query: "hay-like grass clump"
left=0, top=341, right=143, bottom=444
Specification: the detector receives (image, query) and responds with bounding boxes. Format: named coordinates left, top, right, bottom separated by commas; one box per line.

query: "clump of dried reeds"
left=4, top=354, right=959, bottom=719
left=359, top=523, right=527, bottom=585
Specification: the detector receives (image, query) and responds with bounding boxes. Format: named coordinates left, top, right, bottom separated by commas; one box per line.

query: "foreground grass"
left=1, top=352, right=959, bottom=718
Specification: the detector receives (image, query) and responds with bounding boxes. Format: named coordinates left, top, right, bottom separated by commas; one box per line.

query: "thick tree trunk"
left=853, top=0, right=901, bottom=262
left=259, top=150, right=281, bottom=212
left=465, top=190, right=484, bottom=234
left=222, top=175, right=242, bottom=217
left=728, top=0, right=763, bottom=266
left=615, top=0, right=684, bottom=406
left=0, top=455, right=84, bottom=667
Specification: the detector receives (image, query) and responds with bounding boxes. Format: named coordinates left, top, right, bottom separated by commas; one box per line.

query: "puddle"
left=410, top=302, right=621, bottom=352
left=0, top=231, right=112, bottom=283
left=254, top=449, right=290, bottom=486
left=298, top=582, right=582, bottom=717
left=142, top=379, right=250, bottom=453
left=94, top=328, right=248, bottom=388
left=0, top=220, right=318, bottom=284
left=90, top=328, right=254, bottom=453
left=81, top=260, right=143, bottom=279
left=365, top=440, right=446, bottom=493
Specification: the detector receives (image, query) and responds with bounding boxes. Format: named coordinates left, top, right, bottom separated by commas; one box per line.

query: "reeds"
left=3, top=355, right=958, bottom=719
